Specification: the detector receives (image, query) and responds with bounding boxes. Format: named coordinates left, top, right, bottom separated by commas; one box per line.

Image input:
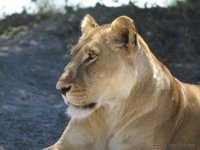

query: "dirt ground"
left=0, top=3, right=199, bottom=150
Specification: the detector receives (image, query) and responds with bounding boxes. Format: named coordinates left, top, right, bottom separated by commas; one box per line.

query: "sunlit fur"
left=43, top=15, right=200, bottom=150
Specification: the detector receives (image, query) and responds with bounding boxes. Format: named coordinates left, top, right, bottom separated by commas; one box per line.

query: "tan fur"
left=43, top=15, right=200, bottom=150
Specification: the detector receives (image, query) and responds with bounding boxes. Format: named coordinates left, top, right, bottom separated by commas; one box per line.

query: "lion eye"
left=89, top=53, right=97, bottom=59
left=85, top=52, right=97, bottom=65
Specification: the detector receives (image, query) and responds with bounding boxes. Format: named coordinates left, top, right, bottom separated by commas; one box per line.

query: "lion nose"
left=60, top=85, right=72, bottom=96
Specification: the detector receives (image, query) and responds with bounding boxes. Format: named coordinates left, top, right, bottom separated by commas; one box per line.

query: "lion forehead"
left=71, top=25, right=110, bottom=56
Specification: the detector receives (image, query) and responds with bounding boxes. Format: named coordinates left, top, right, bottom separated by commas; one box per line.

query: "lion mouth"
left=68, top=102, right=96, bottom=109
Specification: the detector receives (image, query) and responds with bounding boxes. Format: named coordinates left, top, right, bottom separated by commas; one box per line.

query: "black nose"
left=61, top=85, right=72, bottom=95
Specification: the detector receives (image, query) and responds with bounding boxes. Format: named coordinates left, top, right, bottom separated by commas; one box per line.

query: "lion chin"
left=62, top=95, right=97, bottom=119
left=66, top=103, right=96, bottom=119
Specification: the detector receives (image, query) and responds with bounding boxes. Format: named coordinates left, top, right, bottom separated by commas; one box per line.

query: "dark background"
left=0, top=0, right=199, bottom=149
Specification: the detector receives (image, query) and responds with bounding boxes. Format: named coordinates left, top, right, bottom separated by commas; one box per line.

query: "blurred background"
left=0, top=0, right=199, bottom=149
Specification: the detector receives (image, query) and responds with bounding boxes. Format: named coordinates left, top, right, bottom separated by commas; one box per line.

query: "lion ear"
left=110, top=16, right=139, bottom=52
left=81, top=14, right=99, bottom=34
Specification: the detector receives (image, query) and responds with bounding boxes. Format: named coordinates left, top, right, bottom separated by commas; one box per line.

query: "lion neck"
left=105, top=36, right=184, bottom=130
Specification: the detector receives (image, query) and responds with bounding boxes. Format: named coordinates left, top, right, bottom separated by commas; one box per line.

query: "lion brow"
left=71, top=44, right=82, bottom=57
left=70, top=37, right=91, bottom=57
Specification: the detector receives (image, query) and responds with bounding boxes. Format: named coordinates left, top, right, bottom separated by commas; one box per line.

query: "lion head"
left=56, top=15, right=141, bottom=118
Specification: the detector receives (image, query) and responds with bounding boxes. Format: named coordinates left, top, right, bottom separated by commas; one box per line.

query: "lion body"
left=43, top=15, right=200, bottom=150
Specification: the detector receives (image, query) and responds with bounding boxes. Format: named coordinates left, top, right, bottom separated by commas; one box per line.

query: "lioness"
left=43, top=15, right=200, bottom=150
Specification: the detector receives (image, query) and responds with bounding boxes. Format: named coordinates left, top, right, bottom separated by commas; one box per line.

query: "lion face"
left=56, top=15, right=139, bottom=118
